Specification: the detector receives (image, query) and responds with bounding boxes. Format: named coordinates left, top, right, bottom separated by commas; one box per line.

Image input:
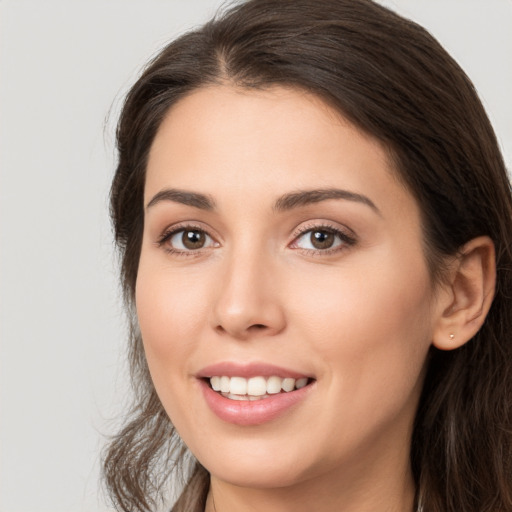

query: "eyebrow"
left=273, top=188, right=380, bottom=214
left=146, top=189, right=215, bottom=210
left=146, top=187, right=379, bottom=215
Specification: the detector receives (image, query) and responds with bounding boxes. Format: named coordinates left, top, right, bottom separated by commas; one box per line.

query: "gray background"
left=0, top=1, right=510, bottom=511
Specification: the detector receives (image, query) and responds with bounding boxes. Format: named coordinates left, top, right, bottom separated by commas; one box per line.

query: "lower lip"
left=199, top=380, right=314, bottom=426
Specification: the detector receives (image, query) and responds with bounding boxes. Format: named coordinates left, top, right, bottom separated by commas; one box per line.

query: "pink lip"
left=199, top=380, right=314, bottom=426
left=196, top=362, right=315, bottom=426
left=197, top=362, right=311, bottom=379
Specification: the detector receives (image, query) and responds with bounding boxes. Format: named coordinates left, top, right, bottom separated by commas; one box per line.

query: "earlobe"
left=432, top=236, right=496, bottom=351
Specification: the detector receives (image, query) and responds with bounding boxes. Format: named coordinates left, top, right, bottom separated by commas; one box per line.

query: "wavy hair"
left=103, top=1, right=512, bottom=511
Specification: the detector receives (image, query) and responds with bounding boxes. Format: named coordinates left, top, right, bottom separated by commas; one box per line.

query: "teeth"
left=296, top=377, right=308, bottom=389
left=211, top=376, right=221, bottom=391
left=226, top=393, right=249, bottom=401
left=282, top=378, right=295, bottom=392
left=208, top=375, right=310, bottom=397
left=220, top=376, right=230, bottom=393
left=266, top=376, right=282, bottom=394
left=247, top=376, right=267, bottom=396
left=230, top=377, right=247, bottom=395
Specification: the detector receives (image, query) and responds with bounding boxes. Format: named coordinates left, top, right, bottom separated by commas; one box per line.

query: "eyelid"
left=155, top=219, right=356, bottom=256
left=289, top=221, right=357, bottom=253
left=156, top=221, right=219, bottom=254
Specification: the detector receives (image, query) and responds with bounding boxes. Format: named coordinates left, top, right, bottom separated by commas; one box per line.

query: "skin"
left=136, top=85, right=456, bottom=512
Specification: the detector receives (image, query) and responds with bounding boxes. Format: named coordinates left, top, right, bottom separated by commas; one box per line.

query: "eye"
left=291, top=226, right=356, bottom=252
left=159, top=227, right=217, bottom=252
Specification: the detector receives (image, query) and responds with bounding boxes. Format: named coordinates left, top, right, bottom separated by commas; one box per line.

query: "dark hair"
left=104, top=1, right=512, bottom=511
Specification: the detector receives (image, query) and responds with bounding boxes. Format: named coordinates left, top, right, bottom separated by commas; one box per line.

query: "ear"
left=432, top=236, right=496, bottom=351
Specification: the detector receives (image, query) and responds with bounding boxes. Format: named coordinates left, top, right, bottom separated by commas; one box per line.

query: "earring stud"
left=449, top=333, right=455, bottom=341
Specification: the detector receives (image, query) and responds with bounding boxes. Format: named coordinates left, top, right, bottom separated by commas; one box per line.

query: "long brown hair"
left=103, top=1, right=512, bottom=511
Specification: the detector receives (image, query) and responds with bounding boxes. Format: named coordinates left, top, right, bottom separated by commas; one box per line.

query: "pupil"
left=311, top=230, right=334, bottom=249
left=183, top=230, right=205, bottom=249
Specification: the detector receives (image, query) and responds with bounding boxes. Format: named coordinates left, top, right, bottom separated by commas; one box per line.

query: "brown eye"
left=292, top=226, right=353, bottom=253
left=310, top=230, right=335, bottom=249
left=182, top=230, right=206, bottom=249
left=166, top=228, right=216, bottom=251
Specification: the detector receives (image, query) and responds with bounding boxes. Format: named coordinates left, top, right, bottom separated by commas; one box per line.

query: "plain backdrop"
left=0, top=1, right=510, bottom=511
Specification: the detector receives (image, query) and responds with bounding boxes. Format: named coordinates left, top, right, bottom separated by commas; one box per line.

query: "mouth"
left=197, top=362, right=315, bottom=425
left=205, top=375, right=313, bottom=401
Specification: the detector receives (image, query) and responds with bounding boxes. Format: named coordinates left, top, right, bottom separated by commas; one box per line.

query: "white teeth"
left=247, top=376, right=267, bottom=396
left=282, top=378, right=295, bottom=392
left=220, top=376, right=230, bottom=393
left=266, top=376, right=282, bottom=394
left=208, top=375, right=310, bottom=397
left=229, top=377, right=247, bottom=395
left=210, top=376, right=221, bottom=391
left=226, top=393, right=248, bottom=401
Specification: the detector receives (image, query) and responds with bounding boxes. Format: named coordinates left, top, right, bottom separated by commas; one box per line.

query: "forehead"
left=145, top=85, right=414, bottom=220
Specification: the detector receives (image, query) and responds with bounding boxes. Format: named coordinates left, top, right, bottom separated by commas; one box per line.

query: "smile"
left=198, top=366, right=315, bottom=425
left=209, top=375, right=310, bottom=400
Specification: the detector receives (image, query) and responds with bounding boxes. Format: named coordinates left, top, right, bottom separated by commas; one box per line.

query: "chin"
left=205, top=456, right=311, bottom=489
left=176, top=428, right=306, bottom=488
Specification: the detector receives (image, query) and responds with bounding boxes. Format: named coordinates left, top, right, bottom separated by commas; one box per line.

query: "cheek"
left=135, top=260, right=211, bottom=376
left=289, top=248, right=434, bottom=395
left=134, top=260, right=217, bottom=436
left=321, top=244, right=430, bottom=333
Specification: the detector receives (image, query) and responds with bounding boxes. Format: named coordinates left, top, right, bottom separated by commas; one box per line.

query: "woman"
left=103, top=0, right=512, bottom=511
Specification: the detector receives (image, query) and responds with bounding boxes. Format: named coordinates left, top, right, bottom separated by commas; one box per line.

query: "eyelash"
left=156, top=222, right=356, bottom=257
left=290, top=223, right=357, bottom=255
left=156, top=223, right=216, bottom=257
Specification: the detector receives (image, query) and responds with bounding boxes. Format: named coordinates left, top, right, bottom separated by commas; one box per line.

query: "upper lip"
left=197, top=362, right=313, bottom=380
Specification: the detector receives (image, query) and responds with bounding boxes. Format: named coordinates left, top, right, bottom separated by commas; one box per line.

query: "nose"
left=210, top=248, right=286, bottom=340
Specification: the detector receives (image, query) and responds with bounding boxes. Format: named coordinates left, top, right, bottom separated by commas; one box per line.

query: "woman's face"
left=137, top=86, right=443, bottom=489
